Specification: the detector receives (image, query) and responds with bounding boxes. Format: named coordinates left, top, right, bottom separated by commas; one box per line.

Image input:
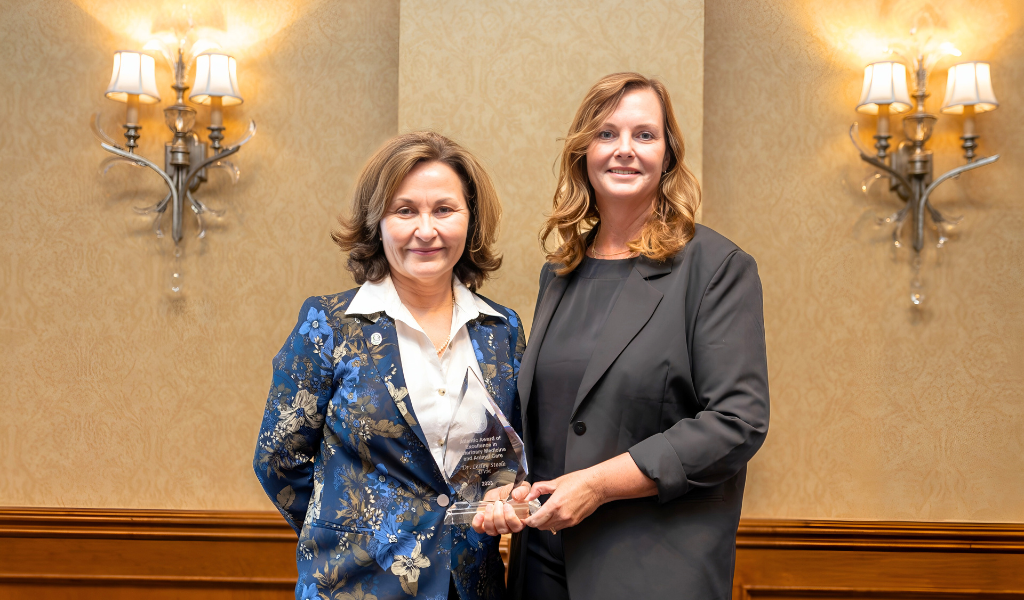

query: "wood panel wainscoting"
left=0, top=508, right=298, bottom=599
left=734, top=519, right=1024, bottom=600
left=2, top=509, right=1023, bottom=599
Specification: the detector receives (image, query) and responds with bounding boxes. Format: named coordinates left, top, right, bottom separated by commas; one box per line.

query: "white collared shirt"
left=345, top=274, right=506, bottom=473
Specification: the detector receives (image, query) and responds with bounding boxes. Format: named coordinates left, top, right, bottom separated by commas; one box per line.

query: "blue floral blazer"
left=254, top=288, right=525, bottom=600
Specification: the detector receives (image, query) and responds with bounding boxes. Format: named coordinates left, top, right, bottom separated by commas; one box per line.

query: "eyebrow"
left=600, top=121, right=663, bottom=131
left=390, top=196, right=460, bottom=204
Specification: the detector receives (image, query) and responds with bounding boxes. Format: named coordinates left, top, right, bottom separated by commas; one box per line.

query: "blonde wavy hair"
left=540, top=72, right=701, bottom=275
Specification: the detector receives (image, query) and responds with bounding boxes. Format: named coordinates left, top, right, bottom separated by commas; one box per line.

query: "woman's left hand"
left=522, top=469, right=605, bottom=533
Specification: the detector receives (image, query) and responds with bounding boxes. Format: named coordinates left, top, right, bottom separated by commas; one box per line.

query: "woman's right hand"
left=470, top=481, right=532, bottom=536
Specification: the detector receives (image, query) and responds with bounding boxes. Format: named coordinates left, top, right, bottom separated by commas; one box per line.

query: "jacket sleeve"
left=253, top=297, right=335, bottom=533
left=629, top=250, right=770, bottom=502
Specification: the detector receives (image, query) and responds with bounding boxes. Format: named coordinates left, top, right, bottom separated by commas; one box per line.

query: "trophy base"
left=443, top=499, right=542, bottom=525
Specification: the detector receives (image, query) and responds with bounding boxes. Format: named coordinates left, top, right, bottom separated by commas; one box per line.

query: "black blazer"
left=506, top=225, right=770, bottom=600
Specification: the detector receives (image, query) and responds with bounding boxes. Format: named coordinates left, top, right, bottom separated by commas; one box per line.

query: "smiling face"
left=380, top=160, right=470, bottom=288
left=586, top=88, right=669, bottom=212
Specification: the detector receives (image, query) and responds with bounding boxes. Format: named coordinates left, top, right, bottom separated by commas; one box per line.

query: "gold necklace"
left=434, top=291, right=456, bottom=358
left=589, top=244, right=636, bottom=258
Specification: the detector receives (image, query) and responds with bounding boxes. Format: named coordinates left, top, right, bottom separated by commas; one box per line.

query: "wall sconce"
left=92, top=29, right=256, bottom=293
left=850, top=49, right=1000, bottom=305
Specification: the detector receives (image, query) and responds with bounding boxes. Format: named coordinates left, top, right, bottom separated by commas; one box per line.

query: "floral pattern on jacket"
left=255, top=289, right=525, bottom=600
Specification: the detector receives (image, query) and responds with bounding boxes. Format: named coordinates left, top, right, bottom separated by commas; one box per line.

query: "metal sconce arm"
left=99, top=140, right=180, bottom=215
left=184, top=120, right=255, bottom=191
left=914, top=154, right=999, bottom=251
left=850, top=124, right=913, bottom=197
left=850, top=129, right=999, bottom=254
left=182, top=120, right=256, bottom=239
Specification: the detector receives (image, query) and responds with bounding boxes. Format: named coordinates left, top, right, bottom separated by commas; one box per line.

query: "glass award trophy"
left=441, top=368, right=541, bottom=525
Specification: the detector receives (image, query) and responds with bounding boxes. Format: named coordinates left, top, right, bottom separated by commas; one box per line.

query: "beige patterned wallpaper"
left=3, top=0, right=1021, bottom=523
left=0, top=0, right=702, bottom=511
left=704, top=0, right=1024, bottom=521
left=0, top=0, right=397, bottom=509
left=397, top=0, right=704, bottom=326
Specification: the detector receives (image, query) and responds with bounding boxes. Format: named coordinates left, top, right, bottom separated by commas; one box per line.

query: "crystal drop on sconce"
left=170, top=246, right=184, bottom=293
left=910, top=277, right=925, bottom=305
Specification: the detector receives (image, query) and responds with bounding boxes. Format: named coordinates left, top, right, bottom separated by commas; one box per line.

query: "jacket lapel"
left=569, top=258, right=672, bottom=420
left=517, top=274, right=570, bottom=428
left=465, top=318, right=513, bottom=412
left=356, top=313, right=432, bottom=454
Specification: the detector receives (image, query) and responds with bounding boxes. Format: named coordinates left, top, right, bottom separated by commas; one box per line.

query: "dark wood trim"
left=739, top=586, right=1024, bottom=599
left=0, top=507, right=296, bottom=541
left=7, top=508, right=1023, bottom=546
left=0, top=574, right=294, bottom=588
left=737, top=518, right=1024, bottom=552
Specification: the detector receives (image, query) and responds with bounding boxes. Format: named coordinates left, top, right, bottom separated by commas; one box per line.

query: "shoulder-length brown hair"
left=540, top=72, right=701, bottom=275
left=332, top=131, right=503, bottom=291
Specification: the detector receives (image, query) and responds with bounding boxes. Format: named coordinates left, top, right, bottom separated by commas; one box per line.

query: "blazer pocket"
left=302, top=519, right=377, bottom=573
left=311, top=518, right=374, bottom=536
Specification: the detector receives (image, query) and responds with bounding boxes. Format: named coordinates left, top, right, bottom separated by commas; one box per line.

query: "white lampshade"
left=856, top=61, right=912, bottom=115
left=189, top=53, right=243, bottom=106
left=941, top=62, right=998, bottom=114
left=105, top=51, right=161, bottom=104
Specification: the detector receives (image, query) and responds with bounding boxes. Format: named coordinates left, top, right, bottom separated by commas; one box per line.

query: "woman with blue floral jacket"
left=254, top=132, right=525, bottom=600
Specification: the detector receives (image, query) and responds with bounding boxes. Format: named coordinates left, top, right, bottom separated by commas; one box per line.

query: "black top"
left=528, top=256, right=635, bottom=482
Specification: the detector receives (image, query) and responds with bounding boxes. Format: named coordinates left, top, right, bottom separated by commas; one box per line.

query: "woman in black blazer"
left=472, top=73, right=770, bottom=600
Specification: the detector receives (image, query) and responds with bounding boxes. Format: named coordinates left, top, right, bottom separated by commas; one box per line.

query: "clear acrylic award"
left=441, top=368, right=541, bottom=525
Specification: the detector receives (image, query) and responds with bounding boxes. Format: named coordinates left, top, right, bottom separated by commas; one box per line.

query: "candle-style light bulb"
left=189, top=53, right=243, bottom=152
left=941, top=62, right=999, bottom=162
left=104, top=51, right=161, bottom=152
left=855, top=62, right=912, bottom=160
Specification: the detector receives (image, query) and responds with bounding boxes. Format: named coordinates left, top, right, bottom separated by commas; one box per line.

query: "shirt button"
left=438, top=388, right=446, bottom=396
left=573, top=421, right=587, bottom=435
left=437, top=494, right=450, bottom=507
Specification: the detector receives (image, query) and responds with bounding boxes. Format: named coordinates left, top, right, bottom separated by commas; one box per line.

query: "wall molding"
left=739, top=586, right=1024, bottom=600
left=737, top=518, right=1024, bottom=552
left=3, top=509, right=1024, bottom=598
left=0, top=507, right=296, bottom=542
